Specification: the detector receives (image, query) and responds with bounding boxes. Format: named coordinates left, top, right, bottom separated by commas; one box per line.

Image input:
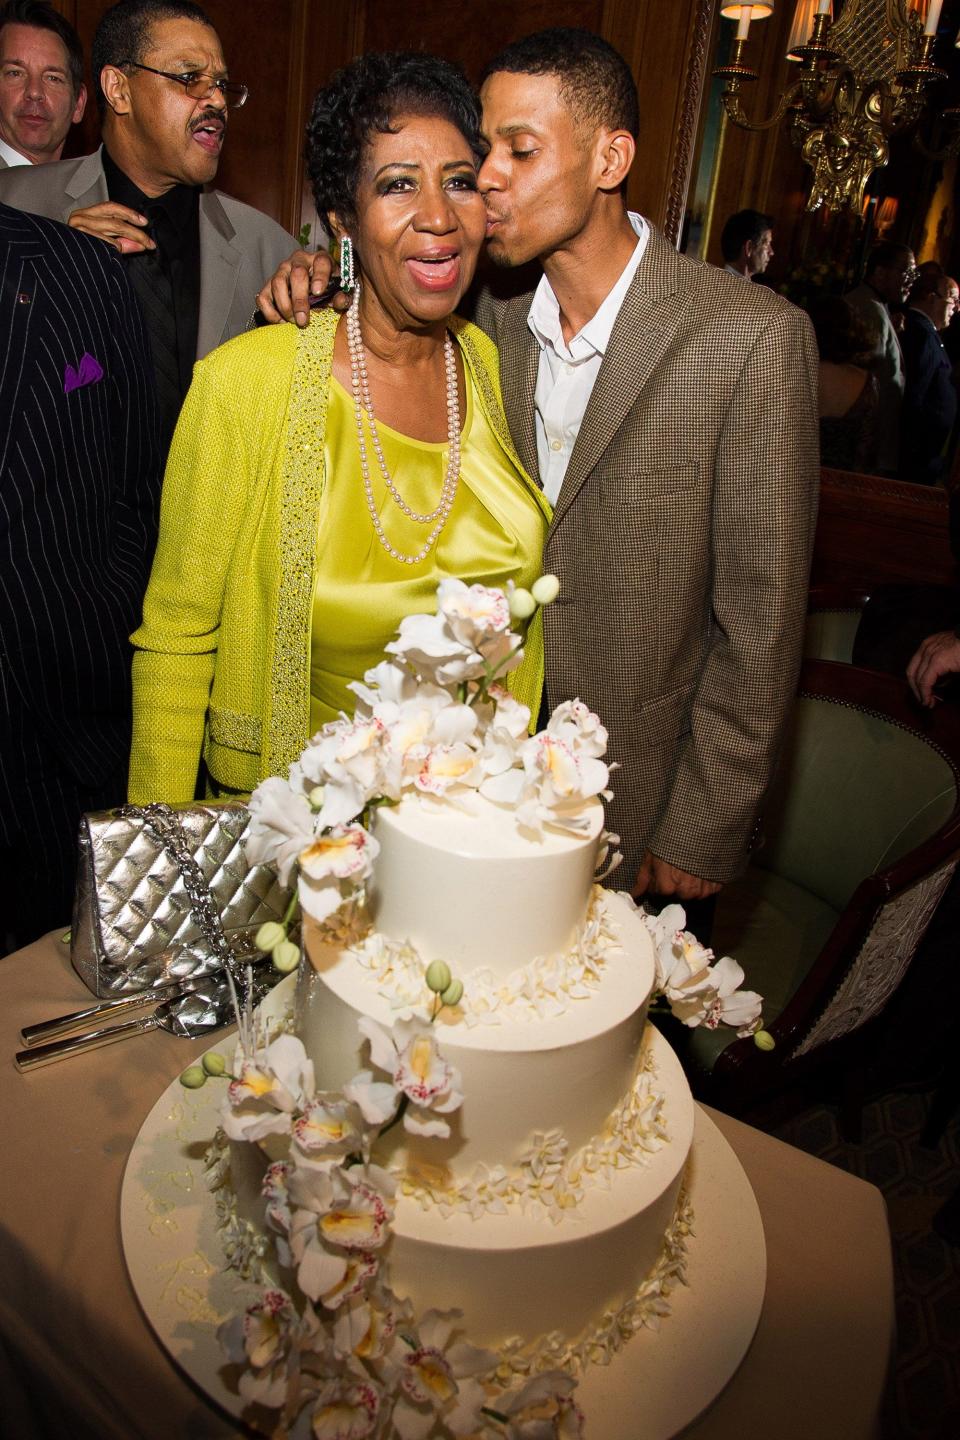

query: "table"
left=1, top=933, right=894, bottom=1440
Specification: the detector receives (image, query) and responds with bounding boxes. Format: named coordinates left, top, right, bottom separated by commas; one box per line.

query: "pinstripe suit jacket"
left=476, top=225, right=820, bottom=885
left=0, top=147, right=296, bottom=358
left=0, top=202, right=161, bottom=785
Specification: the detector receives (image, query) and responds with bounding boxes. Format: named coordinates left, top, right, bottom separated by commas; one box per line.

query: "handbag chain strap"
left=118, top=802, right=239, bottom=968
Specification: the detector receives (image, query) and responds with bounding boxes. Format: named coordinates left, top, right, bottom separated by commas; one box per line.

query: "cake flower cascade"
left=245, top=575, right=613, bottom=945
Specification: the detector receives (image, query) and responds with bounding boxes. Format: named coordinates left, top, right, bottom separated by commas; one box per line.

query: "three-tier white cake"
left=294, top=790, right=695, bottom=1364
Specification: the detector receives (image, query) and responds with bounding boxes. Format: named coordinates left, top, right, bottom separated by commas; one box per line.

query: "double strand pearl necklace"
left=346, top=283, right=461, bottom=566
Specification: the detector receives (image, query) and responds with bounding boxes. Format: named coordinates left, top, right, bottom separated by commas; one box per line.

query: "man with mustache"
left=0, top=0, right=295, bottom=452
left=260, top=28, right=819, bottom=913
left=0, top=1, right=86, bottom=168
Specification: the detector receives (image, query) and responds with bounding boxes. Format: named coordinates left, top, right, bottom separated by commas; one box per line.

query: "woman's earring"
left=339, top=235, right=355, bottom=293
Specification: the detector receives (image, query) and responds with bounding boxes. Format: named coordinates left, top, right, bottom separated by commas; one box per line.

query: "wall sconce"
left=714, top=0, right=953, bottom=212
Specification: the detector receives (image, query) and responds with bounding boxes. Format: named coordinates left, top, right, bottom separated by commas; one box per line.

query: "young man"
left=0, top=0, right=294, bottom=450
left=259, top=29, right=819, bottom=905
left=0, top=0, right=85, bottom=167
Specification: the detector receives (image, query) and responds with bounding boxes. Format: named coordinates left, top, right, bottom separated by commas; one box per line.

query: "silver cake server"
left=15, top=972, right=273, bottom=1073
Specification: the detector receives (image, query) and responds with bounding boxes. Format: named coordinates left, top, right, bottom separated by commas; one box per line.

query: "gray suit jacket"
left=477, top=225, right=820, bottom=886
left=0, top=147, right=295, bottom=357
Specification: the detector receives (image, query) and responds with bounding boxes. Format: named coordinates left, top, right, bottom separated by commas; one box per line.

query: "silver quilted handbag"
left=71, top=800, right=294, bottom=996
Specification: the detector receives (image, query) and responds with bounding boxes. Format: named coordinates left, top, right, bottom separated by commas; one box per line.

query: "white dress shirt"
left=527, top=212, right=648, bottom=505
left=0, top=137, right=32, bottom=167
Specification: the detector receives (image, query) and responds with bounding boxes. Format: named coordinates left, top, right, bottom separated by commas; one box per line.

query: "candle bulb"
left=816, top=0, right=831, bottom=13
left=924, top=0, right=944, bottom=36
left=737, top=4, right=754, bottom=41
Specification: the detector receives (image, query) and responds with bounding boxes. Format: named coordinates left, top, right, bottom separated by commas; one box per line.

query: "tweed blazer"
left=0, top=147, right=296, bottom=358
left=476, top=224, right=820, bottom=885
left=0, top=201, right=160, bottom=785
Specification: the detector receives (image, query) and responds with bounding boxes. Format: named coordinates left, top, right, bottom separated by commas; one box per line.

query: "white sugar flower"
left=332, top=1281, right=402, bottom=1360
left=294, top=717, right=399, bottom=830
left=342, top=1068, right=401, bottom=1128
left=298, top=824, right=380, bottom=924
left=387, top=1308, right=496, bottom=1440
left=246, top=776, right=316, bottom=885
left=305, top=1376, right=383, bottom=1440
left=491, top=1371, right=585, bottom=1440
left=407, top=741, right=481, bottom=796
left=288, top=1164, right=394, bottom=1305
left=292, top=1096, right=365, bottom=1163
left=222, top=1034, right=315, bottom=1143
left=218, top=1288, right=305, bottom=1410
left=359, top=1016, right=463, bottom=1139
left=546, top=699, right=608, bottom=759
left=702, top=955, right=763, bottom=1036
left=387, top=578, right=521, bottom=686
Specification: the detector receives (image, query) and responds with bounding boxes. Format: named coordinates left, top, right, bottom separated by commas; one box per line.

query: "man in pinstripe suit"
left=0, top=202, right=161, bottom=950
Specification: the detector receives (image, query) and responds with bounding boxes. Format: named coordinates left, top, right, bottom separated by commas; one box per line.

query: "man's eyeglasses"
left=122, top=61, right=248, bottom=107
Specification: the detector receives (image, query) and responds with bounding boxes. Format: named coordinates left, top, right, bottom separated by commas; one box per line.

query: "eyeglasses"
left=122, top=61, right=248, bottom=108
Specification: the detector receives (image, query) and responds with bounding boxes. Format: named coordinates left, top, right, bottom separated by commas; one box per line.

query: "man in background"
left=846, top=241, right=916, bottom=475
left=719, top=208, right=774, bottom=280
left=900, top=270, right=958, bottom=486
left=0, top=0, right=295, bottom=452
left=0, top=0, right=85, bottom=167
left=0, top=202, right=160, bottom=950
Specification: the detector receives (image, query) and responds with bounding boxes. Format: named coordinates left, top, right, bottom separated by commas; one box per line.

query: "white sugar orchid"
left=287, top=1163, right=396, bottom=1305
left=293, top=716, right=400, bottom=831
left=387, top=579, right=521, bottom=687
left=481, top=732, right=608, bottom=837
left=486, top=1371, right=585, bottom=1440
left=302, top=1375, right=383, bottom=1440
left=222, top=1034, right=315, bottom=1143
left=386, top=1309, right=496, bottom=1440
left=406, top=741, right=482, bottom=797
left=246, top=777, right=317, bottom=885
left=358, top=1016, right=464, bottom=1139
left=298, top=824, right=380, bottom=924
left=546, top=699, right=608, bottom=759
left=702, top=955, right=763, bottom=1036
left=217, top=1289, right=305, bottom=1410
left=293, top=1096, right=365, bottom=1164
left=332, top=1280, right=403, bottom=1361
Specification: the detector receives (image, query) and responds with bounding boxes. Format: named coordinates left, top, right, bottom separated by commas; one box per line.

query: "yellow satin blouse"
left=310, top=365, right=547, bottom=731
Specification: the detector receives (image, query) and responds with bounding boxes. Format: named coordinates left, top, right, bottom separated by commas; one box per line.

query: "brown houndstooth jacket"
left=476, top=224, right=820, bottom=887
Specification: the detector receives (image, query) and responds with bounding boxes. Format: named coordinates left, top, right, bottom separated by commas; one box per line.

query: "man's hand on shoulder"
left=256, top=248, right=349, bottom=327
left=68, top=202, right=154, bottom=254
left=907, top=629, right=960, bottom=707
left=632, top=850, right=723, bottom=902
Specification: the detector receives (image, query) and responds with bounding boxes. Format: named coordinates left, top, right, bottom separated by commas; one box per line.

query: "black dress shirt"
left=103, top=147, right=200, bottom=451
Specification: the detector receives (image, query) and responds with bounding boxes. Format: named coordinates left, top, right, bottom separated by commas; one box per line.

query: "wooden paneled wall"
left=52, top=0, right=713, bottom=241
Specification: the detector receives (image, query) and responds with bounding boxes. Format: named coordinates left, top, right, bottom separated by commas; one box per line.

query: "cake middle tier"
left=298, top=890, right=656, bottom=1178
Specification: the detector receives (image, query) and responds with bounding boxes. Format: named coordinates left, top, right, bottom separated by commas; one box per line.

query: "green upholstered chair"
left=687, top=660, right=960, bottom=1124
left=803, top=585, right=870, bottom=664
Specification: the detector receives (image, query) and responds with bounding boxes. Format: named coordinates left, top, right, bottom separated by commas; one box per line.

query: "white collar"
left=0, top=136, right=33, bottom=167
left=527, top=212, right=648, bottom=360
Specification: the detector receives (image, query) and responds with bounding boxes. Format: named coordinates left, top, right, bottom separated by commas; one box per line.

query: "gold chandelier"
left=714, top=0, right=958, bottom=211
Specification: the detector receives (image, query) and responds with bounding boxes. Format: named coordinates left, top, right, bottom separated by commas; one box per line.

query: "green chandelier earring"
left=339, top=234, right=356, bottom=293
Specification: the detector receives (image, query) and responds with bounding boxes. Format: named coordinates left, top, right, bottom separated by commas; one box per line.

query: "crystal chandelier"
left=714, top=0, right=958, bottom=211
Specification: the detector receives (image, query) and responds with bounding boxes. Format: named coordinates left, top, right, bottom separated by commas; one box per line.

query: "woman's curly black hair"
left=306, top=51, right=484, bottom=229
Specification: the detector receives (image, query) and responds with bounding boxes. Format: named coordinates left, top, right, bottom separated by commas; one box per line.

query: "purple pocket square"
left=64, top=352, right=104, bottom=394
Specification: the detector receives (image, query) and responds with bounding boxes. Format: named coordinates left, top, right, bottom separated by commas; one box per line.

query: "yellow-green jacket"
left=129, top=311, right=549, bottom=804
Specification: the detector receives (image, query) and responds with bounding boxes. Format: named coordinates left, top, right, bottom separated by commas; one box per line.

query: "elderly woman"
left=129, top=53, right=550, bottom=804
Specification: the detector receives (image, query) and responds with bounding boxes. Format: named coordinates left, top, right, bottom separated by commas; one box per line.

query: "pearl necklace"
left=346, top=283, right=461, bottom=566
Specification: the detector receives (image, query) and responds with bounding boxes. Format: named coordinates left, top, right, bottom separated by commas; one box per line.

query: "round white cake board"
left=121, top=1046, right=765, bottom=1439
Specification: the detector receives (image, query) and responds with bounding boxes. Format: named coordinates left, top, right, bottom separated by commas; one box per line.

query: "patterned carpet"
left=761, top=1075, right=960, bottom=1440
